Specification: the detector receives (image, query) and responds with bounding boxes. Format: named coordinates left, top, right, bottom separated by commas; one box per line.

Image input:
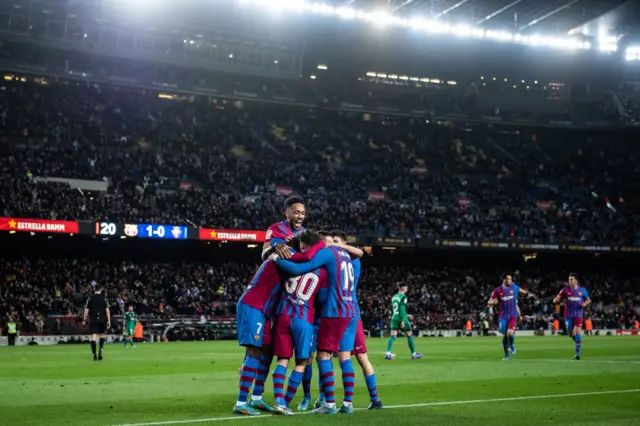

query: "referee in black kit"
left=83, top=286, right=111, bottom=361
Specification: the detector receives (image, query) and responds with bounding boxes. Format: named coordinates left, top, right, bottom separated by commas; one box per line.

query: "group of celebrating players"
left=233, top=196, right=593, bottom=416
left=232, top=196, right=421, bottom=416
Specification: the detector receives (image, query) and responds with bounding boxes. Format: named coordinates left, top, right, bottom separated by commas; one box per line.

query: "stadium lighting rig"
left=233, top=0, right=605, bottom=52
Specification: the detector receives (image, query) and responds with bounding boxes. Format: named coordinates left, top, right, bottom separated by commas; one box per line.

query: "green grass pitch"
left=1, top=336, right=639, bottom=425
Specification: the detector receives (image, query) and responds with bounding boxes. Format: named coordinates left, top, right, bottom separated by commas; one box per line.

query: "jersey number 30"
left=285, top=273, right=319, bottom=302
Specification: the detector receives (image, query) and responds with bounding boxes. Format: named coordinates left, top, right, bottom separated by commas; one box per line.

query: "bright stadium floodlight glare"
left=235, top=0, right=605, bottom=52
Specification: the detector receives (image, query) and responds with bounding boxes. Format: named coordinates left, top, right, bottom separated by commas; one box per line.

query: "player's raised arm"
left=331, top=244, right=364, bottom=259
left=274, top=248, right=332, bottom=276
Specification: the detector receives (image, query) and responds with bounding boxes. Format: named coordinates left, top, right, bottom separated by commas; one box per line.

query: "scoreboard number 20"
left=96, top=222, right=117, bottom=236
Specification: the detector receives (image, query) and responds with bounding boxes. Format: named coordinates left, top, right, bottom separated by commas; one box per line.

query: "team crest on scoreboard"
left=171, top=226, right=183, bottom=239
left=124, top=224, right=138, bottom=237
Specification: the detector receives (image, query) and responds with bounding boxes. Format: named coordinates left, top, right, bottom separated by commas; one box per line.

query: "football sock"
left=237, top=356, right=259, bottom=405
left=340, top=359, right=355, bottom=404
left=91, top=341, right=97, bottom=356
left=507, top=334, right=515, bottom=350
left=303, top=364, right=312, bottom=400
left=318, top=359, right=335, bottom=406
left=284, top=370, right=303, bottom=407
left=252, top=355, right=271, bottom=399
left=272, top=364, right=287, bottom=406
left=99, top=337, right=104, bottom=352
left=386, top=336, right=396, bottom=352
left=365, top=374, right=379, bottom=402
left=502, top=335, right=509, bottom=355
left=408, top=336, right=416, bottom=354
left=575, top=334, right=582, bottom=356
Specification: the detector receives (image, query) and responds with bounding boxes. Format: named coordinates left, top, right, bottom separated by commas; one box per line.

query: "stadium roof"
left=340, top=0, right=631, bottom=36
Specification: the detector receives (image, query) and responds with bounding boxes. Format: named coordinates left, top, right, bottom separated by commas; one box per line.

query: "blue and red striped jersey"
left=557, top=286, right=590, bottom=318
left=491, top=285, right=519, bottom=320
left=276, top=268, right=328, bottom=324
left=239, top=242, right=326, bottom=319
left=352, top=258, right=361, bottom=318
left=275, top=246, right=358, bottom=318
left=265, top=220, right=304, bottom=247
left=238, top=261, right=284, bottom=320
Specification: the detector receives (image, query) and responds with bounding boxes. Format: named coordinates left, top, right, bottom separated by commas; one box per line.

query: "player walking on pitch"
left=123, top=305, right=139, bottom=348
left=553, top=273, right=591, bottom=360
left=386, top=284, right=422, bottom=360
left=488, top=273, right=535, bottom=360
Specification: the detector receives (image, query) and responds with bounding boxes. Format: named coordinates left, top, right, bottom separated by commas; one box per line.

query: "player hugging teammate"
left=232, top=196, right=382, bottom=416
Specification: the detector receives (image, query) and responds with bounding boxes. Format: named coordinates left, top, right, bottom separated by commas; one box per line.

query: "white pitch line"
left=110, top=388, right=640, bottom=426
left=378, top=353, right=640, bottom=363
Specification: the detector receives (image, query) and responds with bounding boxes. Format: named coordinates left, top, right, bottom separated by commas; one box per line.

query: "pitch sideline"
left=111, top=388, right=640, bottom=426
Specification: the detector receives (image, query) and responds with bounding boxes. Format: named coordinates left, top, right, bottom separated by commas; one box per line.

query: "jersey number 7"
left=341, top=261, right=355, bottom=292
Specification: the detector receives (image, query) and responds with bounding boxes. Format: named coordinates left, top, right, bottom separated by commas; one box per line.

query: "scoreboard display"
left=124, top=223, right=188, bottom=240
left=93, top=222, right=189, bottom=239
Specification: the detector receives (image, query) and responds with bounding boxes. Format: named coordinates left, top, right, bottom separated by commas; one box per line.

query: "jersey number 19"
left=340, top=261, right=355, bottom=292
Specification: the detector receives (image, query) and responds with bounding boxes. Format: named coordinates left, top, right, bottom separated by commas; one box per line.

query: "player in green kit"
left=123, top=305, right=138, bottom=348
left=386, top=284, right=422, bottom=360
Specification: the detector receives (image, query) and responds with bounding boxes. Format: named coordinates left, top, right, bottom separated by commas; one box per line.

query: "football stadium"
left=1, top=0, right=640, bottom=425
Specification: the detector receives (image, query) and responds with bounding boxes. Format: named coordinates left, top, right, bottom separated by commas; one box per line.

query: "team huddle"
left=233, top=196, right=408, bottom=416
left=233, top=197, right=593, bottom=416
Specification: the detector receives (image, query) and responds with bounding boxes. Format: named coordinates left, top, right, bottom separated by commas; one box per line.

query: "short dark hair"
left=398, top=282, right=408, bottom=290
left=284, top=196, right=305, bottom=211
left=500, top=273, right=511, bottom=281
left=569, top=273, right=579, bottom=282
left=331, top=230, right=348, bottom=242
left=318, top=230, right=332, bottom=238
left=94, top=286, right=103, bottom=293
left=299, top=230, right=321, bottom=247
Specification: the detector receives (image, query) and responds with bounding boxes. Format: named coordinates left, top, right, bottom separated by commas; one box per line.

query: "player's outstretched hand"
left=274, top=243, right=293, bottom=259
left=267, top=253, right=279, bottom=262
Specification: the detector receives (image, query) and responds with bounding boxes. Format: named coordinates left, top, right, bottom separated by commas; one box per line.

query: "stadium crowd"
left=1, top=74, right=639, bottom=244
left=1, top=43, right=640, bottom=340
left=2, top=257, right=638, bottom=335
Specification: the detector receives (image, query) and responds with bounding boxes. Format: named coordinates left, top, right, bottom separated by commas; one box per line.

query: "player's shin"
left=317, top=357, right=336, bottom=407
left=252, top=354, right=272, bottom=400
left=303, top=363, right=313, bottom=400
left=237, top=356, right=260, bottom=405
left=502, top=335, right=509, bottom=355
left=386, top=335, right=396, bottom=352
left=339, top=358, right=355, bottom=406
left=272, top=363, right=288, bottom=407
left=407, top=335, right=416, bottom=354
left=507, top=332, right=515, bottom=350
left=575, top=333, right=582, bottom=356
left=284, top=368, right=304, bottom=407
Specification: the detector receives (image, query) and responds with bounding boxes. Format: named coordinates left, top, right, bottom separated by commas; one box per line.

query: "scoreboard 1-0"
left=123, top=223, right=188, bottom=239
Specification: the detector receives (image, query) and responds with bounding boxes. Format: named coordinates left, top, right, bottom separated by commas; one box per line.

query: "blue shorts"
left=274, top=315, right=314, bottom=360
left=339, top=317, right=359, bottom=353
left=498, top=318, right=517, bottom=335
left=310, top=323, right=320, bottom=353
left=565, top=317, right=583, bottom=331
left=237, top=302, right=267, bottom=348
